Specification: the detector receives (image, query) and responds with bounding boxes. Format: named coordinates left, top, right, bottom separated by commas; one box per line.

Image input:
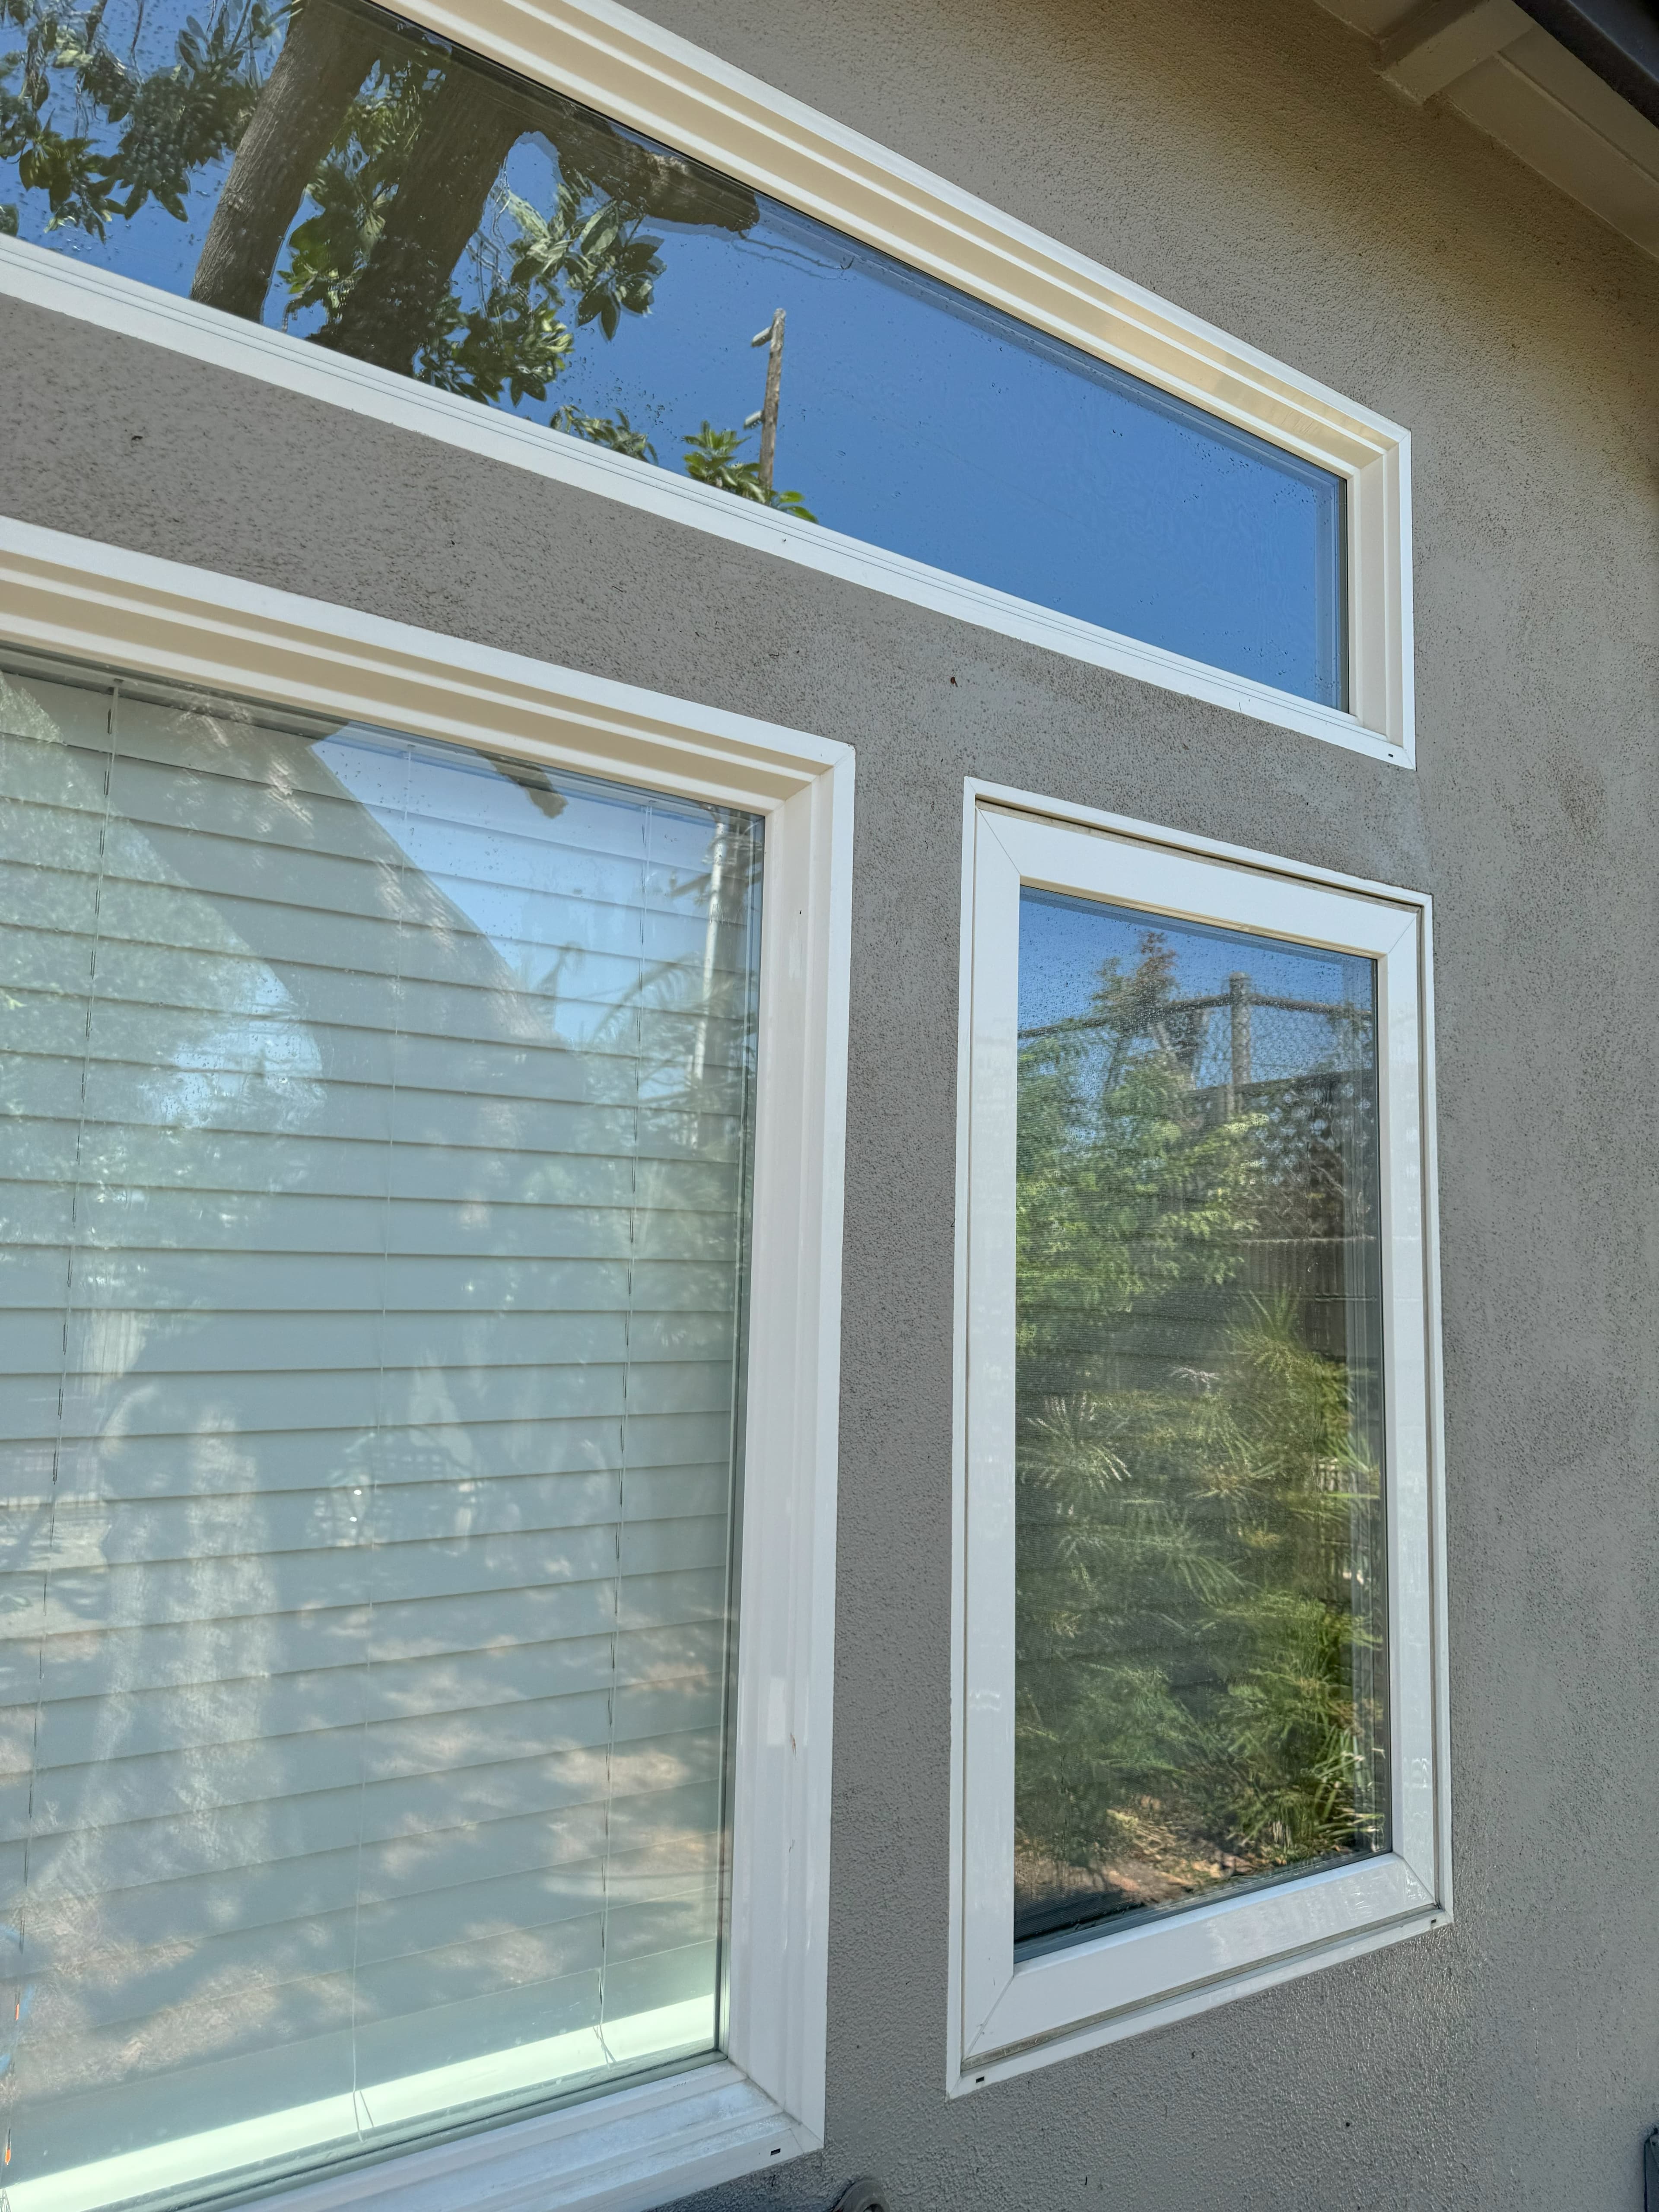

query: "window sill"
left=257, top=2062, right=816, bottom=2212
left=954, top=1894, right=1450, bottom=2093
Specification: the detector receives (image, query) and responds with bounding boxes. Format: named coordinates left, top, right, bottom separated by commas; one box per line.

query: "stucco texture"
left=2, top=0, right=1658, bottom=2202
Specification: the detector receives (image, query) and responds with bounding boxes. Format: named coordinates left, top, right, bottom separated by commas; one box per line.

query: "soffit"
left=1316, top=0, right=1659, bottom=258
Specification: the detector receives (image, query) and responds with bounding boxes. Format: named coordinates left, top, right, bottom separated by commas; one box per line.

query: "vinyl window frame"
left=0, top=514, right=853, bottom=2212
left=948, top=782, right=1449, bottom=2091
left=0, top=0, right=1414, bottom=766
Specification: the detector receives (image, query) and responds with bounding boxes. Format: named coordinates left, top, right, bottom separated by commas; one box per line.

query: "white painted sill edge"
left=223, top=2063, right=814, bottom=2212
left=950, top=1902, right=1450, bottom=2093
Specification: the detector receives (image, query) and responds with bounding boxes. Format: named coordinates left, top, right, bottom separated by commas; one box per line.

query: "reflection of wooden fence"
left=1230, top=1233, right=1378, bottom=1359
left=1021, top=976, right=1373, bottom=1105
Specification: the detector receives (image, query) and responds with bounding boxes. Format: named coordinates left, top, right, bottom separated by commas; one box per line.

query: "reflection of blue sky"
left=539, top=186, right=1344, bottom=704
left=6, top=0, right=1342, bottom=705
left=316, top=730, right=726, bottom=1050
left=318, top=731, right=601, bottom=1002
left=1021, top=889, right=1373, bottom=1086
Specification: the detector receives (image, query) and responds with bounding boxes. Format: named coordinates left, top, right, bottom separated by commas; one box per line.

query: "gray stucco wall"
left=3, top=0, right=1658, bottom=2202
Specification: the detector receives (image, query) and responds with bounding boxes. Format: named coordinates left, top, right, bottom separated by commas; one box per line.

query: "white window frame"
left=0, top=0, right=1413, bottom=766
left=948, top=780, right=1449, bottom=2091
left=0, top=514, right=853, bottom=2212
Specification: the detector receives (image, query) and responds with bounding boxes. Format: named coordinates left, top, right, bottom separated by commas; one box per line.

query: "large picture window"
left=0, top=0, right=1346, bottom=708
left=0, top=519, right=852, bottom=2212
left=952, top=791, right=1447, bottom=2082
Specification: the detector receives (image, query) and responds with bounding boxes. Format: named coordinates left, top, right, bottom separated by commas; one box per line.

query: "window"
left=0, top=517, right=852, bottom=2212
left=0, top=0, right=1344, bottom=709
left=0, top=0, right=1412, bottom=756
left=951, top=788, right=1447, bottom=2084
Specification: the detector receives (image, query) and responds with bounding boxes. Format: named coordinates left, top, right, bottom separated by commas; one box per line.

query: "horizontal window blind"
left=0, top=653, right=762, bottom=2212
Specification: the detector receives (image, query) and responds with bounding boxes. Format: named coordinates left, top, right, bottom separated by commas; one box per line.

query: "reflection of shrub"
left=683, top=423, right=818, bottom=519
left=1015, top=938, right=1385, bottom=1929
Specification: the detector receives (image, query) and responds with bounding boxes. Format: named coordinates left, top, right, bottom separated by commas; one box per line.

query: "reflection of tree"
left=188, top=0, right=381, bottom=315
left=1014, top=933, right=1386, bottom=1940
left=2, top=0, right=820, bottom=507
left=683, top=423, right=815, bottom=520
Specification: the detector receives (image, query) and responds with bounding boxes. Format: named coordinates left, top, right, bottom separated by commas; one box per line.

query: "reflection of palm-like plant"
left=550, top=404, right=657, bottom=463
left=683, top=422, right=817, bottom=519
left=1016, top=935, right=1385, bottom=1929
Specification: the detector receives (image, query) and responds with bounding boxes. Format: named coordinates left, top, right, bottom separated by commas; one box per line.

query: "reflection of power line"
left=1020, top=977, right=1371, bottom=1115
left=1021, top=994, right=1359, bottom=1036
left=1021, top=985, right=1361, bottom=1041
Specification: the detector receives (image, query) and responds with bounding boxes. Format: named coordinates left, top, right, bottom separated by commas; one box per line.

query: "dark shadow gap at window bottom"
left=1014, top=1840, right=1382, bottom=1958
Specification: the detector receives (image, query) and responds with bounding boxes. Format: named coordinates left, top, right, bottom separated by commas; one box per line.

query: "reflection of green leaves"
left=552, top=412, right=822, bottom=522
left=413, top=285, right=573, bottom=406
left=683, top=421, right=817, bottom=519
left=550, top=405, right=657, bottom=464
left=555, top=192, right=661, bottom=338
left=111, top=4, right=277, bottom=218
left=1014, top=935, right=1386, bottom=1915
left=281, top=54, right=438, bottom=322
left=0, top=0, right=279, bottom=231
left=500, top=183, right=661, bottom=321
left=4, top=108, right=117, bottom=229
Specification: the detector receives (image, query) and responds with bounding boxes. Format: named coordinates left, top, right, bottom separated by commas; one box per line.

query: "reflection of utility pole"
left=693, top=812, right=729, bottom=1091
left=1227, top=971, right=1252, bottom=1118
left=745, top=309, right=785, bottom=497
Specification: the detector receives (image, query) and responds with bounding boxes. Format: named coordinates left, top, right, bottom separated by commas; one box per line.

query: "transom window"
left=0, top=0, right=1345, bottom=706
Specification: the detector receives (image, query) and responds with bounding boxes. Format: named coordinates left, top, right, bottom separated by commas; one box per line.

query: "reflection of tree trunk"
left=324, top=64, right=523, bottom=376
left=194, top=0, right=761, bottom=370
left=190, top=0, right=381, bottom=320
left=315, top=52, right=760, bottom=379
left=545, top=110, right=757, bottom=232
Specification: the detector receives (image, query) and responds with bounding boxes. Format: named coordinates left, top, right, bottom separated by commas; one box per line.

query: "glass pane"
left=1014, top=888, right=1386, bottom=1949
left=0, top=0, right=1343, bottom=706
left=0, top=650, right=761, bottom=2211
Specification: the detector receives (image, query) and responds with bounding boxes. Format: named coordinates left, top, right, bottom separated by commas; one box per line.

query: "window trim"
left=947, top=780, right=1450, bottom=2091
left=0, top=0, right=1413, bottom=765
left=0, top=514, right=854, bottom=2212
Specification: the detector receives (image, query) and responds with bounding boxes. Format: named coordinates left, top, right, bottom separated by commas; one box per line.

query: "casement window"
left=0, top=0, right=1411, bottom=760
left=0, top=519, right=850, bottom=2212
left=950, top=787, right=1448, bottom=2086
